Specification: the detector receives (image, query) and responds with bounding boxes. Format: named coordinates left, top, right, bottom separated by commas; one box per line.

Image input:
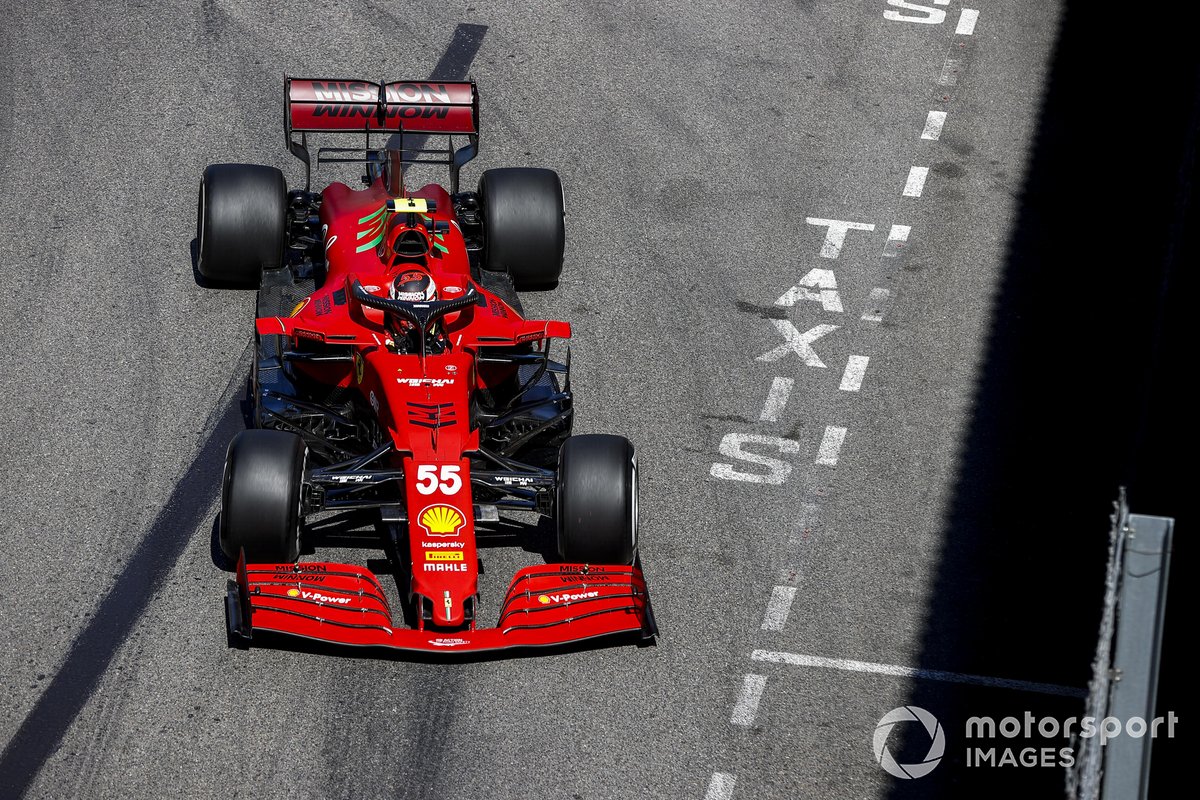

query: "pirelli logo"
left=425, top=551, right=464, bottom=562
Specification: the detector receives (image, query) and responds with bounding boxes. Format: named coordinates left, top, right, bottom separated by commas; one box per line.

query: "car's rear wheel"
left=220, top=430, right=306, bottom=563
left=479, top=167, right=565, bottom=290
left=197, top=163, right=287, bottom=288
left=556, top=434, right=638, bottom=565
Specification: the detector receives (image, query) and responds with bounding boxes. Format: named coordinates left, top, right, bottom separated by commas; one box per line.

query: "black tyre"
left=479, top=167, right=565, bottom=290
left=220, top=430, right=306, bottom=563
left=556, top=434, right=638, bottom=565
left=197, top=163, right=287, bottom=287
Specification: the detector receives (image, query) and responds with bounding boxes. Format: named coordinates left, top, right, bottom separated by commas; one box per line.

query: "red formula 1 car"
left=196, top=78, right=655, bottom=654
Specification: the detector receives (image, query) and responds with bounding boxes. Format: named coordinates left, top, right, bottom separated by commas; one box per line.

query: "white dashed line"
left=815, top=426, right=847, bottom=466
left=883, top=224, right=911, bottom=257
left=902, top=166, right=929, bottom=197
left=839, top=356, right=870, bottom=392
left=730, top=674, right=768, bottom=726
left=861, top=288, right=893, bottom=322
left=758, top=377, right=794, bottom=422
left=704, top=772, right=737, bottom=800
left=750, top=651, right=1088, bottom=698
left=761, top=586, right=798, bottom=631
left=921, top=110, right=947, bottom=140
left=956, top=8, right=980, bottom=35
left=938, top=58, right=962, bottom=86
left=787, top=503, right=820, bottom=546
left=805, top=217, right=875, bottom=259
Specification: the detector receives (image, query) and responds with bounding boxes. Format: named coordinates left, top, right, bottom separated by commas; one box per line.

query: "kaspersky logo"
left=418, top=504, right=465, bottom=537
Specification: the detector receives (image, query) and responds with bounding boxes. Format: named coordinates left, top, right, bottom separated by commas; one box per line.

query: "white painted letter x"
left=756, top=322, right=839, bottom=367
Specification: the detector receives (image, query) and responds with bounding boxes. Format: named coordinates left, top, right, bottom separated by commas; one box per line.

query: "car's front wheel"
left=556, top=434, right=638, bottom=565
left=220, top=430, right=306, bottom=563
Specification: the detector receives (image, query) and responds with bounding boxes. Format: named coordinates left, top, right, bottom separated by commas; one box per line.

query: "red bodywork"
left=230, top=94, right=654, bottom=653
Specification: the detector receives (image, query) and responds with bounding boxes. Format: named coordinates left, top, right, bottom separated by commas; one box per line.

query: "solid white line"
left=902, top=166, right=929, bottom=197
left=730, top=674, right=768, bottom=726
left=758, top=377, right=794, bottom=422
left=938, top=58, right=962, bottom=87
left=921, top=110, right=947, bottom=140
left=861, top=288, right=892, bottom=322
left=750, top=651, right=1088, bottom=698
left=761, top=586, right=798, bottom=631
left=839, top=355, right=870, bottom=392
left=956, top=8, right=980, bottom=35
left=815, top=426, right=846, bottom=466
left=883, top=224, right=911, bottom=257
left=704, top=772, right=737, bottom=800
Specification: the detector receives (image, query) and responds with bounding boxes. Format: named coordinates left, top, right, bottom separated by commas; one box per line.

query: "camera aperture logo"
left=873, top=706, right=945, bottom=779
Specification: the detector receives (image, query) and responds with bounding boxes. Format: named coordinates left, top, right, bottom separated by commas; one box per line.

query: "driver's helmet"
left=390, top=269, right=437, bottom=302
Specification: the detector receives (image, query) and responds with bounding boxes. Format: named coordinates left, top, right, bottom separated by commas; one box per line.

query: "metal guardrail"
left=1066, top=492, right=1127, bottom=798
left=1067, top=489, right=1174, bottom=799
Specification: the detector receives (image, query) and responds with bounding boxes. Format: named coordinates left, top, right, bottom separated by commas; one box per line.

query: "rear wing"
left=285, top=78, right=480, bottom=192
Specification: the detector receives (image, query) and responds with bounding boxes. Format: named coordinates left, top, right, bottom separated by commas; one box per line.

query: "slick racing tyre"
left=478, top=167, right=565, bottom=290
left=556, top=434, right=638, bottom=565
left=197, top=163, right=287, bottom=287
left=220, top=430, right=306, bottom=563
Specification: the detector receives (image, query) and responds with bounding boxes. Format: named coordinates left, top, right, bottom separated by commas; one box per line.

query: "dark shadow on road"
left=0, top=393, right=246, bottom=798
left=886, top=4, right=1196, bottom=798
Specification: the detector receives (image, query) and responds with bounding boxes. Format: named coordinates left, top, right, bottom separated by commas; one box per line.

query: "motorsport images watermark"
left=873, top=706, right=945, bottom=779
left=872, top=707, right=1180, bottom=777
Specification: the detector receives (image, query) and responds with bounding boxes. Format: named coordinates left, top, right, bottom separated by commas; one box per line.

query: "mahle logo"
left=873, top=706, right=945, bottom=779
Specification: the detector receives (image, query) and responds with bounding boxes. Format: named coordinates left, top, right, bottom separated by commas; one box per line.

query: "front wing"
left=226, top=554, right=657, bottom=654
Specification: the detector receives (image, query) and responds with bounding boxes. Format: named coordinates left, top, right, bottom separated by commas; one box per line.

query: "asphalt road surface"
left=1, top=2, right=1192, bottom=798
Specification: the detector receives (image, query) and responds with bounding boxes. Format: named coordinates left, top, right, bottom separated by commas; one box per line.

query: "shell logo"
left=287, top=588, right=300, bottom=598
left=537, top=595, right=551, bottom=605
left=419, top=504, right=465, bottom=536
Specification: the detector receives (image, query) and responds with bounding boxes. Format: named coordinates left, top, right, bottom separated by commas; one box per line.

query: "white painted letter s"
left=884, top=0, right=947, bottom=24
left=710, top=434, right=800, bottom=485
